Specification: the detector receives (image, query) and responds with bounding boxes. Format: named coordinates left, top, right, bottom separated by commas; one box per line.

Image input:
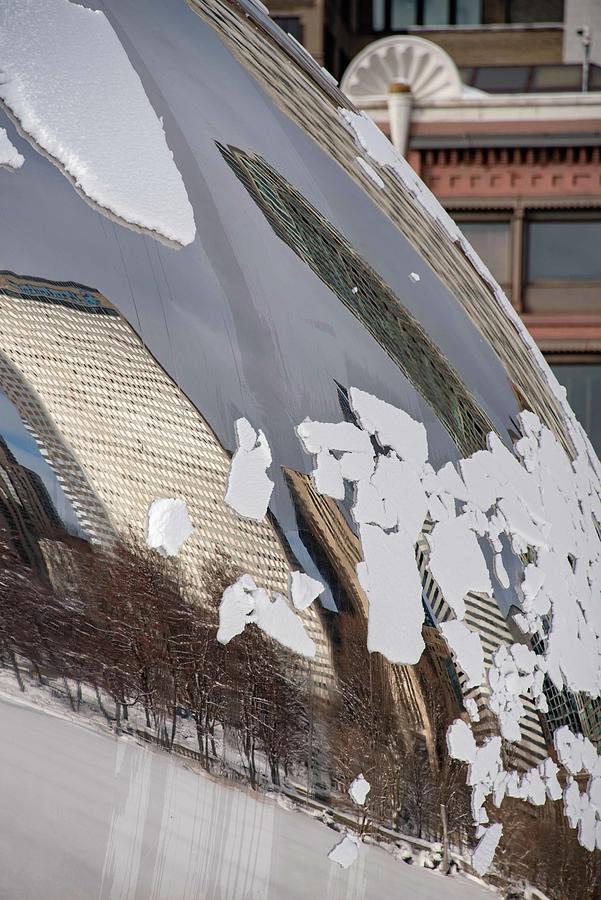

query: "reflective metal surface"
left=0, top=1, right=597, bottom=894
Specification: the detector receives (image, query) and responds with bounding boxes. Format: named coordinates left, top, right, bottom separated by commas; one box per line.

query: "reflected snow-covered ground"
left=0, top=698, right=493, bottom=900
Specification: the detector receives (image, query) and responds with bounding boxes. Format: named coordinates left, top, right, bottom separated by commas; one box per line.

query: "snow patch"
left=0, top=127, right=23, bottom=170
left=217, top=574, right=316, bottom=658
left=0, top=0, right=195, bottom=245
left=225, top=418, right=274, bottom=521
left=328, top=833, right=360, bottom=868
left=440, top=620, right=484, bottom=689
left=145, top=498, right=194, bottom=556
left=471, top=824, right=502, bottom=876
left=355, top=155, right=384, bottom=188
left=349, top=773, right=371, bottom=806
left=288, top=571, right=324, bottom=610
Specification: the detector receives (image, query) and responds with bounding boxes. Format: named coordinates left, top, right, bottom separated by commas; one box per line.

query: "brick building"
left=341, top=32, right=601, bottom=455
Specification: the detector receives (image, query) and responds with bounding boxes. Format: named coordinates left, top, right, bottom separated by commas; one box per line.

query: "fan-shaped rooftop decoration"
left=341, top=35, right=463, bottom=103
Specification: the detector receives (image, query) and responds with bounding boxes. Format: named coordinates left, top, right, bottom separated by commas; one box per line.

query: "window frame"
left=371, top=0, right=482, bottom=32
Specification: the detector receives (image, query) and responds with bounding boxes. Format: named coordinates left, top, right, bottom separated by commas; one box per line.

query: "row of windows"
left=368, top=0, right=563, bottom=32
left=456, top=212, right=601, bottom=301
left=454, top=211, right=601, bottom=455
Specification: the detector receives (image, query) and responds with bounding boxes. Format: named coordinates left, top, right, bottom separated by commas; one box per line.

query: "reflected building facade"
left=219, top=143, right=496, bottom=458
left=1, top=4, right=600, bottom=887
left=0, top=273, right=334, bottom=697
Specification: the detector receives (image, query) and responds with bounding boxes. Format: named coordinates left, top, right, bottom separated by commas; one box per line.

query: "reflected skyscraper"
left=0, top=272, right=334, bottom=696
left=219, top=143, right=495, bottom=458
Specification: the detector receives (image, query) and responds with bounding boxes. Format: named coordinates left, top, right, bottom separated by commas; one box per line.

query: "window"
left=550, top=364, right=601, bottom=456
left=481, top=0, right=563, bottom=24
left=391, top=0, right=416, bottom=29
left=454, top=210, right=601, bottom=313
left=527, top=219, right=601, bottom=283
left=456, top=0, right=481, bottom=23
left=272, top=16, right=303, bottom=44
left=456, top=218, right=512, bottom=294
left=525, top=215, right=601, bottom=313
left=424, top=0, right=450, bottom=26
left=371, top=0, right=481, bottom=32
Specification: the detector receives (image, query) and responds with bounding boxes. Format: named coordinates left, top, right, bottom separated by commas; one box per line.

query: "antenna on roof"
left=575, top=25, right=592, bottom=92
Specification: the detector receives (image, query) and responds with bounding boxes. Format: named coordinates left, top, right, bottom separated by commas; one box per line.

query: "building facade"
left=323, top=0, right=601, bottom=82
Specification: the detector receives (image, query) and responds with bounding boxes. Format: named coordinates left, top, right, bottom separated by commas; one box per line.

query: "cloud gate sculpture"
left=0, top=1, right=600, bottom=897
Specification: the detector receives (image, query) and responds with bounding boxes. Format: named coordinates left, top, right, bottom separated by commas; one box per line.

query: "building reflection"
left=195, top=0, right=573, bottom=457
left=0, top=272, right=334, bottom=697
left=218, top=143, right=495, bottom=458
left=0, top=433, right=61, bottom=576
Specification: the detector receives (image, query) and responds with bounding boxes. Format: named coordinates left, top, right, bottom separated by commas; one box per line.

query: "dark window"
left=461, top=64, right=601, bottom=94
left=457, top=219, right=512, bottom=291
left=391, top=0, right=417, bottom=29
left=507, top=0, right=563, bottom=23
left=456, top=0, right=481, bottom=24
left=370, top=0, right=481, bottom=32
left=527, top=219, right=601, bottom=283
left=473, top=65, right=529, bottom=92
left=273, top=16, right=303, bottom=44
left=372, top=0, right=386, bottom=30
left=424, top=0, right=450, bottom=26
left=550, top=364, right=601, bottom=456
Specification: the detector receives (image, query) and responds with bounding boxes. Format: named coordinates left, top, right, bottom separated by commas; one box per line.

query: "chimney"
left=387, top=81, right=412, bottom=156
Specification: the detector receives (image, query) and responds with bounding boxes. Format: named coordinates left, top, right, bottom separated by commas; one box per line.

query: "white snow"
left=0, top=0, right=195, bottom=246
left=0, top=127, right=23, bottom=170
left=338, top=108, right=462, bottom=242
left=446, top=719, right=476, bottom=765
left=465, top=698, right=480, bottom=722
left=328, top=833, right=361, bottom=868
left=252, top=589, right=316, bottom=658
left=216, top=574, right=256, bottom=644
left=356, top=155, right=385, bottom=188
left=440, top=620, right=484, bottom=689
left=225, top=418, right=274, bottom=521
left=293, top=384, right=601, bottom=863
left=471, top=824, right=502, bottom=876
left=311, top=449, right=345, bottom=499
left=427, top=518, right=491, bottom=620
left=349, top=388, right=428, bottom=469
left=288, top=571, right=324, bottom=610
left=349, top=773, right=371, bottom=806
left=145, top=497, right=194, bottom=556
left=358, top=524, right=425, bottom=664
left=0, top=698, right=495, bottom=899
left=297, top=419, right=373, bottom=455
left=217, top=574, right=316, bottom=658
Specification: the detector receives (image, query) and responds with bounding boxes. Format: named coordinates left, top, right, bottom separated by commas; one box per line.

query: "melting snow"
left=358, top=524, right=424, bottom=664
left=427, top=518, right=491, bottom=620
left=349, top=774, right=371, bottom=806
left=446, top=719, right=476, bottom=765
left=349, top=388, right=428, bottom=470
left=225, top=418, right=274, bottom=521
left=355, top=155, right=384, bottom=189
left=145, top=498, right=194, bottom=556
left=328, top=833, right=361, bottom=869
left=338, top=108, right=462, bottom=242
left=465, top=698, right=480, bottom=722
left=288, top=571, right=324, bottom=610
left=0, top=128, right=23, bottom=170
left=439, top=620, right=484, bottom=689
left=292, top=382, right=601, bottom=865
left=471, top=824, right=502, bottom=876
left=217, top=574, right=316, bottom=658
left=0, top=0, right=195, bottom=245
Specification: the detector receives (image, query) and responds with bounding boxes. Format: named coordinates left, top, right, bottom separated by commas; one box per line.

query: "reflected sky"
left=0, top=391, right=81, bottom=534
